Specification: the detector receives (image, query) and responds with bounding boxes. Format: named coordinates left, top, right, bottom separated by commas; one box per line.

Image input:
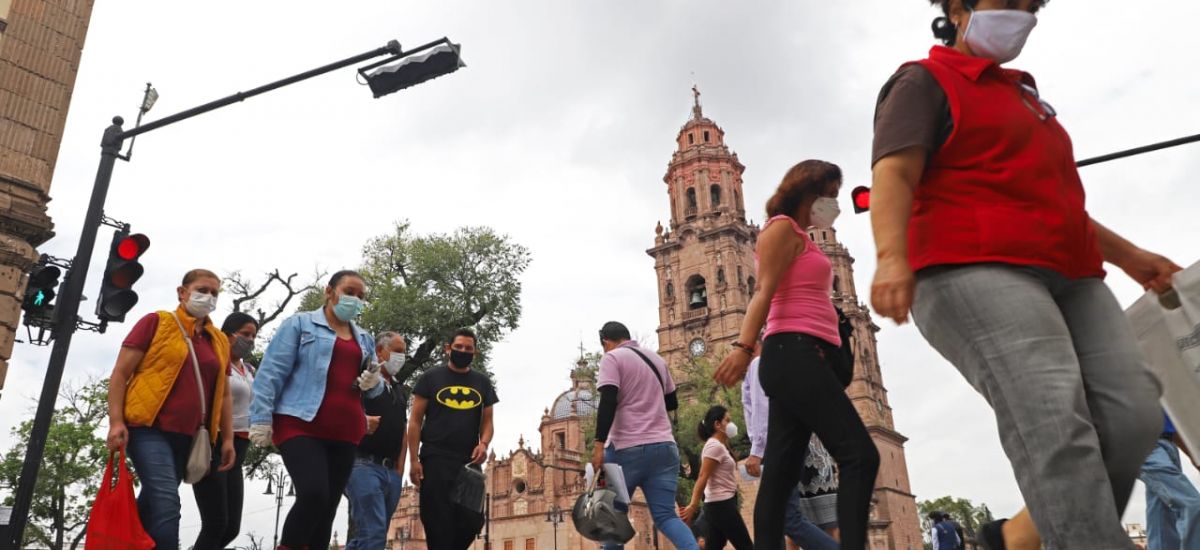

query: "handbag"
left=1126, top=259, right=1200, bottom=453
left=169, top=312, right=212, bottom=485
left=450, top=464, right=487, bottom=514
left=84, top=449, right=155, bottom=550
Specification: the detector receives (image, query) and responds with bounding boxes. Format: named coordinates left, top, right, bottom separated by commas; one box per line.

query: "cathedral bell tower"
left=648, top=87, right=759, bottom=374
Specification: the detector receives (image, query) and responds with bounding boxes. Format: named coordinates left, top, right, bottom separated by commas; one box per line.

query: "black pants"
left=278, top=437, right=357, bottom=550
left=754, top=333, right=880, bottom=550
left=703, top=497, right=753, bottom=550
left=192, top=438, right=250, bottom=550
left=419, top=456, right=484, bottom=550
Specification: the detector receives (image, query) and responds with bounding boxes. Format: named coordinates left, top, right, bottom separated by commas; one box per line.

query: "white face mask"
left=963, top=8, right=1038, bottom=65
left=384, top=354, right=406, bottom=376
left=185, top=291, right=218, bottom=318
left=725, top=421, right=739, bottom=439
left=809, top=197, right=841, bottom=229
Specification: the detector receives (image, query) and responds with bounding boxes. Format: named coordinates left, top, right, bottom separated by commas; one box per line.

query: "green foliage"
left=917, top=495, right=995, bottom=546
left=357, top=221, right=531, bottom=391
left=297, top=287, right=325, bottom=313
left=0, top=379, right=110, bottom=550
left=672, top=357, right=749, bottom=504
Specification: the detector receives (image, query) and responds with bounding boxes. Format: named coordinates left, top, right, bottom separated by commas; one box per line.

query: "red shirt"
left=903, top=46, right=1104, bottom=279
left=123, top=313, right=228, bottom=436
left=273, top=336, right=367, bottom=446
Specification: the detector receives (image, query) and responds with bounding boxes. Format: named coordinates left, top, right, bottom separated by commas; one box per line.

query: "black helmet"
left=571, top=487, right=636, bottom=545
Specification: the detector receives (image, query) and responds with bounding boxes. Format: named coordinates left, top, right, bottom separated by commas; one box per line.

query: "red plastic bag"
left=84, top=449, right=154, bottom=550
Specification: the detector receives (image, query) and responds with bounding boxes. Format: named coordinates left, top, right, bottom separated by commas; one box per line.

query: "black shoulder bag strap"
left=625, top=347, right=678, bottom=425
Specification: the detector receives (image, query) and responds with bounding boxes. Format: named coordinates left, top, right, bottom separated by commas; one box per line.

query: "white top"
left=229, top=361, right=254, bottom=433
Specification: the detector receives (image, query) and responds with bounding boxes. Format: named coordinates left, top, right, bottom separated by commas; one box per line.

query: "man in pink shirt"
left=590, top=321, right=697, bottom=550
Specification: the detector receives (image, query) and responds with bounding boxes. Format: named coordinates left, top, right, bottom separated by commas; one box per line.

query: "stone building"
left=388, top=360, right=664, bottom=550
left=648, top=91, right=923, bottom=549
left=0, top=0, right=96, bottom=394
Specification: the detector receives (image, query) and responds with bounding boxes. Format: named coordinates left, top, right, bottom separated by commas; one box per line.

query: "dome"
left=550, top=388, right=598, bottom=420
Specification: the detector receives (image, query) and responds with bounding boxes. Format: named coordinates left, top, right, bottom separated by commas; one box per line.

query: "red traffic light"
left=851, top=186, right=871, bottom=214
left=116, top=234, right=150, bottom=261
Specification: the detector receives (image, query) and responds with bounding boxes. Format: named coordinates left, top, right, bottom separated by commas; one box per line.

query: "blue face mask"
left=332, top=294, right=365, bottom=322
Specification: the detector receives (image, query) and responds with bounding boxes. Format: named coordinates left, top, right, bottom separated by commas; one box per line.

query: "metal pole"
left=272, top=472, right=284, bottom=550
left=1, top=39, right=408, bottom=550
left=3, top=119, right=124, bottom=550
left=1076, top=132, right=1200, bottom=168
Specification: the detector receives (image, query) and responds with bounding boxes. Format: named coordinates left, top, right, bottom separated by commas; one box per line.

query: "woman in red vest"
left=870, top=1, right=1181, bottom=549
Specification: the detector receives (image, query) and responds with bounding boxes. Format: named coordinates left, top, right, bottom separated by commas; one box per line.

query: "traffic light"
left=95, top=230, right=150, bottom=323
left=851, top=186, right=871, bottom=214
left=21, top=261, right=61, bottom=319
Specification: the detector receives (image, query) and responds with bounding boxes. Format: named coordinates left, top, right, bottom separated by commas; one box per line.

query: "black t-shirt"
left=358, top=382, right=408, bottom=461
left=412, top=366, right=498, bottom=460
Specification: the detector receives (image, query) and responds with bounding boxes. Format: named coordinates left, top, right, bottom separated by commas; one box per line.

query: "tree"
left=357, top=221, right=531, bottom=391
left=224, top=269, right=325, bottom=334
left=918, top=495, right=995, bottom=548
left=671, top=357, right=749, bottom=505
left=235, top=532, right=266, bottom=550
left=0, top=379, right=109, bottom=550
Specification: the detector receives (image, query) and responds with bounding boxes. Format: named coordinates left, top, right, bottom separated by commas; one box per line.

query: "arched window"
left=688, top=133, right=695, bottom=145
left=710, top=184, right=721, bottom=207
left=686, top=275, right=708, bottom=310
left=686, top=188, right=698, bottom=214
left=737, top=266, right=744, bottom=285
left=665, top=281, right=674, bottom=300
left=832, top=275, right=841, bottom=295
left=703, top=130, right=711, bottom=142
left=717, top=268, right=726, bottom=285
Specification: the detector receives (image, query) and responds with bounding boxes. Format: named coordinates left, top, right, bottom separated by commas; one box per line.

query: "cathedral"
left=387, top=92, right=922, bottom=550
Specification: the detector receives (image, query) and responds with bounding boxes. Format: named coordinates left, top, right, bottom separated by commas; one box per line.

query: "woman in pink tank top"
left=714, top=160, right=879, bottom=550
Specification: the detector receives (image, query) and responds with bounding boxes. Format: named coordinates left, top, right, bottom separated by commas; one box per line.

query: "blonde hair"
left=182, top=269, right=220, bottom=286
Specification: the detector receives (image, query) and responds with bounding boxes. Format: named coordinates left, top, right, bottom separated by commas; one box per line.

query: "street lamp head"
left=359, top=38, right=465, bottom=98
left=141, top=86, right=159, bottom=113
left=264, top=478, right=274, bottom=495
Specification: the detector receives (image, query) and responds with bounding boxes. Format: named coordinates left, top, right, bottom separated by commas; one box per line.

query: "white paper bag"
left=602, top=464, right=632, bottom=505
left=1126, top=260, right=1200, bottom=453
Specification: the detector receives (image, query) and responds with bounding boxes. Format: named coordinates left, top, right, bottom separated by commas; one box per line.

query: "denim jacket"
left=250, top=309, right=381, bottom=426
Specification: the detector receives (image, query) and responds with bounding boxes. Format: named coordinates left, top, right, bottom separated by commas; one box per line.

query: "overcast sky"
left=3, top=0, right=1200, bottom=546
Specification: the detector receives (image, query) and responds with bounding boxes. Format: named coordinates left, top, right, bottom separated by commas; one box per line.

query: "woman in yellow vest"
left=106, top=269, right=234, bottom=550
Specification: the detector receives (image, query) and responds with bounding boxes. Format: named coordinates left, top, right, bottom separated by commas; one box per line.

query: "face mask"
left=185, top=291, right=218, bottom=318
left=450, top=349, right=474, bottom=369
left=725, top=422, right=739, bottom=439
left=962, top=8, right=1038, bottom=64
left=332, top=294, right=365, bottom=322
left=230, top=336, right=254, bottom=361
left=809, top=197, right=841, bottom=229
left=384, top=354, right=406, bottom=376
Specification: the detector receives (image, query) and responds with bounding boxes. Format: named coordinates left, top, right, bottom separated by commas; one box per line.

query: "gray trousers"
left=912, top=264, right=1162, bottom=550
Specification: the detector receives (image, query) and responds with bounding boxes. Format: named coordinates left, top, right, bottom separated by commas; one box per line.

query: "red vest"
left=903, top=46, right=1104, bottom=279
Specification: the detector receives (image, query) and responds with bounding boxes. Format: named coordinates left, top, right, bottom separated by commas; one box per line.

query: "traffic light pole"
left=1, top=39, right=415, bottom=550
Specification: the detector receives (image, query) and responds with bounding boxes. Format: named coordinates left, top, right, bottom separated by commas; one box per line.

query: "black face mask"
left=450, top=350, right=474, bottom=369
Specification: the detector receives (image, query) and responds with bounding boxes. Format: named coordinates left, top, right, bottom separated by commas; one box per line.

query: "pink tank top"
left=760, top=215, right=841, bottom=346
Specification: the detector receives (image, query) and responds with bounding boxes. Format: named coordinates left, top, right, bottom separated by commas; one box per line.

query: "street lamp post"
left=546, top=504, right=565, bottom=550
left=1, top=37, right=464, bottom=550
left=264, top=469, right=294, bottom=550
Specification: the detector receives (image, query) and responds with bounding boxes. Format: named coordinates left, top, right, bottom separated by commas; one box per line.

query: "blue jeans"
left=786, top=487, right=838, bottom=550
left=602, top=442, right=698, bottom=550
left=345, top=460, right=404, bottom=550
left=1140, top=439, right=1200, bottom=550
left=126, top=427, right=191, bottom=550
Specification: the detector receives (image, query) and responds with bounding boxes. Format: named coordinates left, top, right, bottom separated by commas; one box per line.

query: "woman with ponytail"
left=870, top=1, right=1180, bottom=548
left=680, top=406, right=752, bottom=550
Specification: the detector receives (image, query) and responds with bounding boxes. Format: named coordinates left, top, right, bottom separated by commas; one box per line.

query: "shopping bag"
left=84, top=449, right=154, bottom=550
left=450, top=464, right=487, bottom=514
left=1126, top=259, right=1200, bottom=454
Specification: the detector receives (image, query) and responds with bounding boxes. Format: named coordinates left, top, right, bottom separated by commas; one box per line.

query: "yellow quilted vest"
left=123, top=307, right=231, bottom=444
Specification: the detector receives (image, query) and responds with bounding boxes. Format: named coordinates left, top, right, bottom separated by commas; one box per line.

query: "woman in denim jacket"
left=249, top=270, right=383, bottom=550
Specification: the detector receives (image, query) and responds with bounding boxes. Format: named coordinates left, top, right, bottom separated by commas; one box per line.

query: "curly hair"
left=765, top=160, right=842, bottom=222
left=928, top=1, right=1049, bottom=45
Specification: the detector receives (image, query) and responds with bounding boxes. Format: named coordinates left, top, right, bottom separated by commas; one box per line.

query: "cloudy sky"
left=4, top=0, right=1200, bottom=545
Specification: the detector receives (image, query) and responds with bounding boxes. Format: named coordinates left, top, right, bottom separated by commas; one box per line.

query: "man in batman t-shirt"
left=407, top=327, right=498, bottom=550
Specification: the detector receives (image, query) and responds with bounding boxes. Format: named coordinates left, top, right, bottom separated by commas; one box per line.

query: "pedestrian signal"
left=22, top=262, right=61, bottom=317
left=96, top=231, right=150, bottom=322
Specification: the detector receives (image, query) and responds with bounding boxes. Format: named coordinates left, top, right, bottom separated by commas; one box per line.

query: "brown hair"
left=765, top=160, right=842, bottom=222
left=181, top=269, right=220, bottom=286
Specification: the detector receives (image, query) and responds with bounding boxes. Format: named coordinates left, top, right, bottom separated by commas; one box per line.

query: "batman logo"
left=436, top=386, right=484, bottom=410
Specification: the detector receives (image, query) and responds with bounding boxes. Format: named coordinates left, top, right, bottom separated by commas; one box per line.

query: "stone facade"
left=653, top=92, right=923, bottom=549
left=647, top=89, right=758, bottom=376
left=389, top=361, right=667, bottom=550
left=0, top=0, right=95, bottom=393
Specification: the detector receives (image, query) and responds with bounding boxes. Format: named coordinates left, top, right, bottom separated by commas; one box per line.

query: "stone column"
left=0, top=0, right=96, bottom=393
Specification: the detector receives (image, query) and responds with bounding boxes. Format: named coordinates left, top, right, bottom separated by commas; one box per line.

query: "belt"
left=357, top=451, right=399, bottom=469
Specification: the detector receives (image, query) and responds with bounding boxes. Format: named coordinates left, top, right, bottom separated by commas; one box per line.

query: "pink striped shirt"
left=759, top=215, right=841, bottom=346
